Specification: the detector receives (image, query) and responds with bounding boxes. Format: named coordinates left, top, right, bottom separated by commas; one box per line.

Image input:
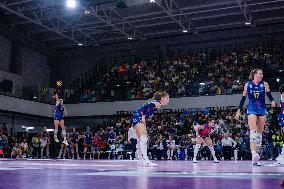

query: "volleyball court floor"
left=0, top=159, right=283, bottom=189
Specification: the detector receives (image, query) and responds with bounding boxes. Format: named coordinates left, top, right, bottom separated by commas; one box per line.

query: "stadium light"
left=22, top=126, right=35, bottom=131
left=78, top=43, right=83, bottom=46
left=182, top=29, right=188, bottom=33
left=46, top=129, right=54, bottom=132
left=245, top=21, right=251, bottom=26
left=150, top=0, right=156, bottom=2
left=66, top=0, right=77, bottom=8
left=277, top=78, right=280, bottom=82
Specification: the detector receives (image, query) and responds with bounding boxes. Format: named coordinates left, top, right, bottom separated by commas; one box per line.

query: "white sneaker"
left=214, top=159, right=219, bottom=163
left=193, top=159, right=198, bottom=163
left=143, top=160, right=158, bottom=167
left=252, top=153, right=260, bottom=165
left=252, top=161, right=261, bottom=166
left=277, top=154, right=284, bottom=164
left=137, top=160, right=144, bottom=166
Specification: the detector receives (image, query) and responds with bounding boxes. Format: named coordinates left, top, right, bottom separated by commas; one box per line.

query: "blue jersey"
left=246, top=80, right=267, bottom=116
left=131, top=100, right=160, bottom=126
left=71, top=132, right=79, bottom=143
left=278, top=95, right=284, bottom=127
left=54, top=103, right=65, bottom=120
left=84, top=131, right=92, bottom=144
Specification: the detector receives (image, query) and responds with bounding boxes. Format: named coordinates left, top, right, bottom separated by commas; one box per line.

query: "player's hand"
left=235, top=109, right=241, bottom=120
left=199, top=125, right=205, bottom=129
left=271, top=101, right=276, bottom=108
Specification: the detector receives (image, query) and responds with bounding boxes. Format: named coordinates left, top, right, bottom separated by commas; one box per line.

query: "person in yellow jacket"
left=272, top=131, right=283, bottom=157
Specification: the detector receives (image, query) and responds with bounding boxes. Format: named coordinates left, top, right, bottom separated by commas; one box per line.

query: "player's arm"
left=236, top=83, right=248, bottom=120
left=195, top=124, right=205, bottom=130
left=64, top=107, right=67, bottom=116
left=264, top=81, right=276, bottom=107
left=53, top=93, right=60, bottom=104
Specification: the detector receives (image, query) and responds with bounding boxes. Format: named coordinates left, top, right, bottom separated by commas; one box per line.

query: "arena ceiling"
left=0, top=0, right=283, bottom=50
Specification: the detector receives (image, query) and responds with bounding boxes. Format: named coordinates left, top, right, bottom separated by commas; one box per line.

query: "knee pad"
left=54, top=129, right=58, bottom=135
left=195, top=144, right=201, bottom=150
left=208, top=146, right=214, bottom=151
left=256, top=133, right=263, bottom=146
left=250, top=129, right=257, bottom=143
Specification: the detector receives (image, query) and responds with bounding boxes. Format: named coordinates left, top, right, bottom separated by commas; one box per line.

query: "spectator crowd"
left=0, top=106, right=283, bottom=161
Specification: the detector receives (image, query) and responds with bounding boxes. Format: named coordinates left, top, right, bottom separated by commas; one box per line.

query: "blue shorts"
left=247, top=110, right=268, bottom=116
left=278, top=114, right=284, bottom=127
left=54, top=115, right=64, bottom=121
left=131, top=113, right=143, bottom=126
left=85, top=140, right=92, bottom=145
left=92, top=147, right=100, bottom=153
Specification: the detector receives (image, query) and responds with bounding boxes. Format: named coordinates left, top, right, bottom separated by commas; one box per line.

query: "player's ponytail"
left=146, top=91, right=168, bottom=103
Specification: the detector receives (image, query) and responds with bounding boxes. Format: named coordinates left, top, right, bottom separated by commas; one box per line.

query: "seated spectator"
left=19, top=138, right=29, bottom=158
left=11, top=143, right=21, bottom=158
left=221, top=133, right=237, bottom=160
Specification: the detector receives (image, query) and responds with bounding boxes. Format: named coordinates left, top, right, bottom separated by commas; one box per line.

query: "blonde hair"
left=146, top=91, right=168, bottom=103
left=249, top=68, right=262, bottom=80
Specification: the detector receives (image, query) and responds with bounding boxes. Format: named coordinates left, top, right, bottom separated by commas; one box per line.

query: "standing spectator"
left=158, top=135, right=167, bottom=160
left=128, top=126, right=137, bottom=160
left=108, top=127, right=116, bottom=145
left=0, top=134, right=4, bottom=158
left=33, top=135, right=41, bottom=158
left=264, top=127, right=274, bottom=160
left=167, top=136, right=176, bottom=160
left=272, top=131, right=283, bottom=157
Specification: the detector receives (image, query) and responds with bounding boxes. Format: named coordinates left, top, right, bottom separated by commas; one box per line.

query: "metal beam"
left=0, top=1, right=81, bottom=45
left=88, top=5, right=143, bottom=39
left=9, top=3, right=98, bottom=45
left=235, top=0, right=255, bottom=26
left=5, top=0, right=32, bottom=7
left=53, top=3, right=284, bottom=36
left=153, top=0, right=196, bottom=32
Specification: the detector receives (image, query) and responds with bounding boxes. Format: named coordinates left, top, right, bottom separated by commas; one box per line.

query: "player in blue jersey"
left=83, top=127, right=93, bottom=160
left=236, top=69, right=276, bottom=166
left=71, top=127, right=80, bottom=159
left=131, top=91, right=169, bottom=167
left=276, top=84, right=284, bottom=164
left=53, top=94, right=68, bottom=145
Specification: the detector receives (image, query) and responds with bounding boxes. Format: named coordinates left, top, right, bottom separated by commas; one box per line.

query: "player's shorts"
left=278, top=114, right=284, bottom=127
left=131, top=113, right=143, bottom=126
left=54, top=114, right=64, bottom=121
